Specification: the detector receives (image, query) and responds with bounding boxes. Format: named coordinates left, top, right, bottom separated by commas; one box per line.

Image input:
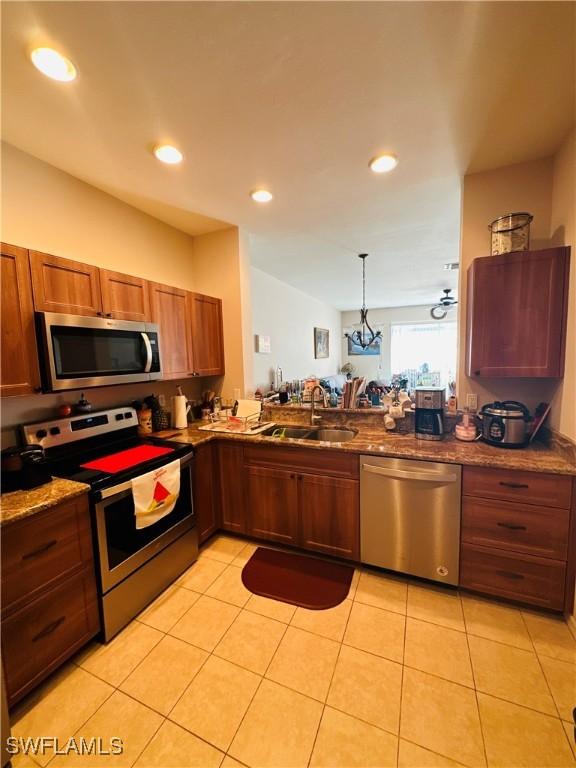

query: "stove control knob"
left=49, top=427, right=61, bottom=436
left=35, top=429, right=48, bottom=439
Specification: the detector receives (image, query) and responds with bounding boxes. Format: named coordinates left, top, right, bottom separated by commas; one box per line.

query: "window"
left=390, top=322, right=457, bottom=393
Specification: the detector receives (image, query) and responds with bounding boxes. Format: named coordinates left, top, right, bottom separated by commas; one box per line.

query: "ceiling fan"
left=430, top=288, right=458, bottom=320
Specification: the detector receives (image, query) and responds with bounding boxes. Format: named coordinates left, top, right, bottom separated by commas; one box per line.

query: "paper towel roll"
left=171, top=395, right=190, bottom=429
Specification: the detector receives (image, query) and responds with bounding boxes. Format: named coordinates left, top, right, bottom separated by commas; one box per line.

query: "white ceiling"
left=2, top=2, right=574, bottom=309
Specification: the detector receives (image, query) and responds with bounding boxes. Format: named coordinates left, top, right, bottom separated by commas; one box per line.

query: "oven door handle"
left=141, top=332, right=153, bottom=373
left=95, top=451, right=194, bottom=500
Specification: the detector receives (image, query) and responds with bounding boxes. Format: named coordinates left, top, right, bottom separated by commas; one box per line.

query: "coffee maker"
left=414, top=387, right=445, bottom=441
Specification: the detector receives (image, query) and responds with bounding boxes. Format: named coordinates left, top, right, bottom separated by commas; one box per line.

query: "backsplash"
left=0, top=379, right=205, bottom=449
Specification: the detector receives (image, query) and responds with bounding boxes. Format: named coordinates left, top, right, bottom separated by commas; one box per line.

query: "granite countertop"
left=1, top=420, right=572, bottom=527
left=169, top=422, right=576, bottom=475
left=0, top=478, right=90, bottom=527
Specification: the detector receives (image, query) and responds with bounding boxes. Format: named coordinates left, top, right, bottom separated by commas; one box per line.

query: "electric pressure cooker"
left=479, top=401, right=531, bottom=448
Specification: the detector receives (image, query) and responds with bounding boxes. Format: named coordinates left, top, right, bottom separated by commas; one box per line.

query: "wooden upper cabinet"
left=149, top=281, right=193, bottom=379
left=1, top=243, right=41, bottom=396
left=467, top=247, right=570, bottom=378
left=100, top=269, right=151, bottom=322
left=30, top=251, right=103, bottom=317
left=188, top=292, right=225, bottom=376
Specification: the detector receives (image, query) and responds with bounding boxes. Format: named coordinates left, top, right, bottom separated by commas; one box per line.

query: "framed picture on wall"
left=314, top=327, right=329, bottom=359
left=347, top=335, right=381, bottom=356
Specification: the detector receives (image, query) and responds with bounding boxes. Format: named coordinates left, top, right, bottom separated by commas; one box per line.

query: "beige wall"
left=189, top=228, right=249, bottom=399
left=341, top=305, right=456, bottom=382
left=457, top=155, right=561, bottom=416
left=1, top=142, right=199, bottom=289
left=549, top=130, right=576, bottom=440
left=251, top=267, right=342, bottom=392
left=0, top=142, right=247, bottom=440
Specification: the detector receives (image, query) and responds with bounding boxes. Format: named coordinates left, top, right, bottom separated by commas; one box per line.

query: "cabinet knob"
left=106, top=313, right=113, bottom=318
left=474, top=370, right=481, bottom=376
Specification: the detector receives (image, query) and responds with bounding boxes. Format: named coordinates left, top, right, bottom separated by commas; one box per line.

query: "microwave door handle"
left=141, top=333, right=153, bottom=373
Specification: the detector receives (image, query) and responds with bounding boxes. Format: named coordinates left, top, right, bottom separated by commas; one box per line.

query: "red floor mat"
left=241, top=546, right=353, bottom=610
left=80, top=445, right=175, bottom=474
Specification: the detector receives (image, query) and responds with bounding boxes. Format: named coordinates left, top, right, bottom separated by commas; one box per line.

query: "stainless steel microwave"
left=36, top=312, right=162, bottom=392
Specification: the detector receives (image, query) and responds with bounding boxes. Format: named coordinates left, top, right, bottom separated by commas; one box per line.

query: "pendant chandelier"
left=345, top=253, right=382, bottom=350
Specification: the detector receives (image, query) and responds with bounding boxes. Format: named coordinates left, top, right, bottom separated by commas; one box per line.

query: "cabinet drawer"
left=244, top=445, right=358, bottom=479
left=1, top=495, right=93, bottom=613
left=462, top=466, right=572, bottom=509
left=462, top=496, right=569, bottom=560
left=2, top=567, right=100, bottom=705
left=460, top=543, right=566, bottom=610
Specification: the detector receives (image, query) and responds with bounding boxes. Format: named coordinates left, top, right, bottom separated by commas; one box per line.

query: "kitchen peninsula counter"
left=169, top=421, right=576, bottom=476
left=0, top=478, right=90, bottom=526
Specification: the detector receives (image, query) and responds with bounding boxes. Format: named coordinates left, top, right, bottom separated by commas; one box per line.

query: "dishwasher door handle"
left=361, top=463, right=459, bottom=483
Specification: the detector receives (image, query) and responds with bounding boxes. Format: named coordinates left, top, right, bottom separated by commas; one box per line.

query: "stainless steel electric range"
left=22, top=407, right=197, bottom=641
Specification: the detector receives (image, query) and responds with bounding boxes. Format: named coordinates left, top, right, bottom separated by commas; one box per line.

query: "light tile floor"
left=10, top=534, right=576, bottom=768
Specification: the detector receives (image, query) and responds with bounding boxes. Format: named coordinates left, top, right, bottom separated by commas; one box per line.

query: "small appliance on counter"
left=454, top=410, right=479, bottom=442
left=0, top=444, right=52, bottom=493
left=479, top=401, right=531, bottom=448
left=414, top=387, right=445, bottom=441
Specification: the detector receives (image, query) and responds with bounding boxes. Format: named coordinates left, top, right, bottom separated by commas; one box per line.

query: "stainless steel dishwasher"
left=360, top=455, right=461, bottom=585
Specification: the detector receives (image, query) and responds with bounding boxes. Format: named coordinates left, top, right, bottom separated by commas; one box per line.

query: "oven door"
left=38, top=312, right=162, bottom=391
left=93, top=452, right=194, bottom=593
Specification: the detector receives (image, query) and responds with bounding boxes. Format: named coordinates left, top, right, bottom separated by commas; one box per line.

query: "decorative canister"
left=489, top=212, right=533, bottom=255
left=137, top=408, right=153, bottom=435
left=152, top=407, right=170, bottom=432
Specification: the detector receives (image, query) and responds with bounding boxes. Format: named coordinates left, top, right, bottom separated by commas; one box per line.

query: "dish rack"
left=197, top=413, right=274, bottom=435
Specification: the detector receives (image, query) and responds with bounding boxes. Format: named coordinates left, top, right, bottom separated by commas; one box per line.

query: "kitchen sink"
left=307, top=428, right=357, bottom=442
left=262, top=425, right=357, bottom=442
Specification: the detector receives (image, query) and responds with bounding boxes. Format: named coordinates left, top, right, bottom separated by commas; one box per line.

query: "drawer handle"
left=22, top=539, right=57, bottom=560
left=32, top=616, right=65, bottom=642
left=497, top=522, right=527, bottom=531
left=496, top=570, right=524, bottom=581
left=499, top=482, right=529, bottom=489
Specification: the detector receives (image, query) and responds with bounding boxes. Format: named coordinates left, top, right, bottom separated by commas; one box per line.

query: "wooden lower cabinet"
left=0, top=494, right=100, bottom=706
left=460, top=543, right=566, bottom=611
left=243, top=446, right=360, bottom=559
left=245, top=465, right=299, bottom=546
left=3, top=569, right=99, bottom=704
left=193, top=442, right=219, bottom=544
left=300, top=474, right=359, bottom=559
left=218, top=443, right=246, bottom=534
left=460, top=467, right=574, bottom=611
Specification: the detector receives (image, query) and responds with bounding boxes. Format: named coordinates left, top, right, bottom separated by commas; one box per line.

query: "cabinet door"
left=218, top=442, right=246, bottom=534
left=299, top=474, right=359, bottom=560
left=246, top=466, right=299, bottom=545
left=2, top=567, right=99, bottom=706
left=467, top=247, right=570, bottom=377
left=149, top=282, right=193, bottom=379
left=188, top=293, right=225, bottom=376
left=193, top=443, right=219, bottom=544
left=1, top=243, right=41, bottom=396
left=29, top=251, right=102, bottom=316
left=100, top=269, right=151, bottom=322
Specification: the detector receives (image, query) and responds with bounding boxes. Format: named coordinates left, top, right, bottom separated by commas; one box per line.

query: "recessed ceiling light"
left=369, top=154, right=398, bottom=173
left=153, top=145, right=183, bottom=164
left=30, top=47, right=77, bottom=82
left=250, top=189, right=273, bottom=203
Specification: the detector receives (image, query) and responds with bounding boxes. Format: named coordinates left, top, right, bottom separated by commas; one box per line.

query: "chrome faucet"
left=310, top=384, right=325, bottom=426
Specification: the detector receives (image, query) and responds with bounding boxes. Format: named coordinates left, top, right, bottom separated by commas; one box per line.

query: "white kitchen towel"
left=132, top=459, right=180, bottom=529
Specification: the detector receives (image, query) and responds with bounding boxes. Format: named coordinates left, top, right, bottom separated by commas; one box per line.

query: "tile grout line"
left=306, top=570, right=359, bottom=768
left=395, top=587, right=409, bottom=767
left=220, top=604, right=291, bottom=764
left=462, top=597, right=491, bottom=768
